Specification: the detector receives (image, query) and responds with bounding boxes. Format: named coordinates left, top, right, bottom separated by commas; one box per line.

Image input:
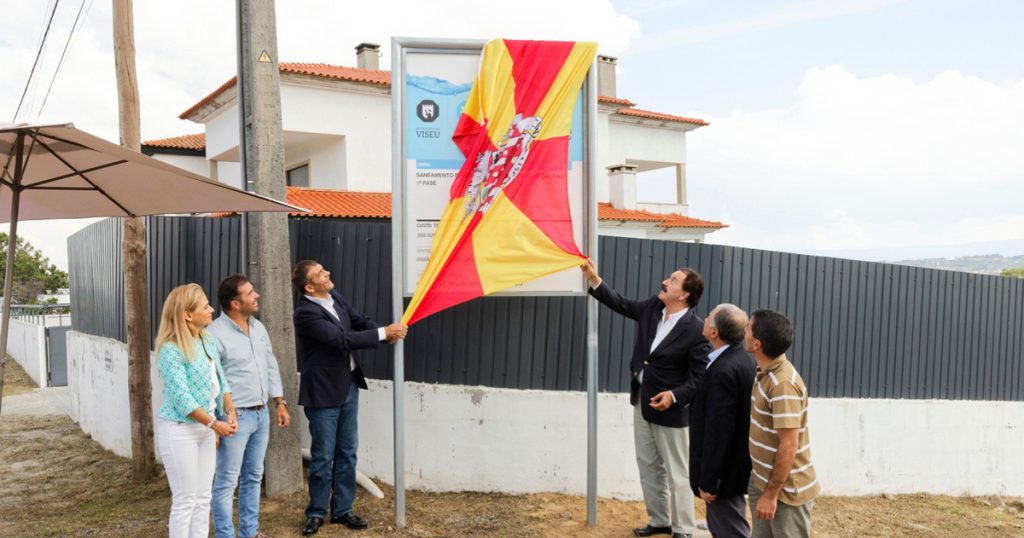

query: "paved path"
left=0, top=386, right=69, bottom=417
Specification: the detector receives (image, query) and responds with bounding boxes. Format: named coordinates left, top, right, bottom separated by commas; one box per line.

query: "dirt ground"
left=2, top=356, right=37, bottom=396
left=1, top=413, right=1022, bottom=537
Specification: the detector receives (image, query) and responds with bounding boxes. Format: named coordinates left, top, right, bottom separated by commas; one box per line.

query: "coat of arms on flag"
left=402, top=39, right=598, bottom=325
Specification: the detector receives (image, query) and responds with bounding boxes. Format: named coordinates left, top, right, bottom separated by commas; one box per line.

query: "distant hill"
left=893, top=254, right=1024, bottom=275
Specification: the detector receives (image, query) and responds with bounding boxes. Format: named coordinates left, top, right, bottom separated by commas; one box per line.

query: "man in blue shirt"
left=209, top=274, right=292, bottom=538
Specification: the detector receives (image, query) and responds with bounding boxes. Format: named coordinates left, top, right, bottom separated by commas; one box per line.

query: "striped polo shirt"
left=749, top=354, right=820, bottom=506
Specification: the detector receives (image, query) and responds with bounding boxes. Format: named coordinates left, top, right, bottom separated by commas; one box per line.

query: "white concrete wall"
left=606, top=120, right=688, bottom=168
left=281, top=84, right=390, bottom=192
left=348, top=381, right=1024, bottom=498
left=68, top=333, right=1022, bottom=497
left=7, top=319, right=47, bottom=387
left=66, top=331, right=161, bottom=459
left=204, top=105, right=241, bottom=162
left=151, top=153, right=209, bottom=178
left=283, top=135, right=347, bottom=190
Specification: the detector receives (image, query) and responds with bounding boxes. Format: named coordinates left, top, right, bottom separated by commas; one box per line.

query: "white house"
left=144, top=43, right=725, bottom=240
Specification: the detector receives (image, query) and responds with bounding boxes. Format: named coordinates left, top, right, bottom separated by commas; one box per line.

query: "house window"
left=287, top=164, right=309, bottom=187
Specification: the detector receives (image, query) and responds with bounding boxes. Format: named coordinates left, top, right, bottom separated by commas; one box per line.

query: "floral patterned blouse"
left=156, top=336, right=232, bottom=423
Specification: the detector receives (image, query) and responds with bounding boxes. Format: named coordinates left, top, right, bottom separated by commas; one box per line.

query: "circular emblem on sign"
left=417, top=100, right=439, bottom=122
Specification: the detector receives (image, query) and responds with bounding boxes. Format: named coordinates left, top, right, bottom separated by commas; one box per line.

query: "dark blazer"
left=688, top=344, right=756, bottom=497
left=294, top=289, right=381, bottom=408
left=590, top=281, right=710, bottom=428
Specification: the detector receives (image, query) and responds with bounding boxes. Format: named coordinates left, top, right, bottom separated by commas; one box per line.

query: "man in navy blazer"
left=581, top=259, right=710, bottom=538
left=689, top=304, right=756, bottom=538
left=291, top=260, right=407, bottom=536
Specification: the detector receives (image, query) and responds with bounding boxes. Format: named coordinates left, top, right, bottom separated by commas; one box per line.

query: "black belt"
left=239, top=404, right=265, bottom=411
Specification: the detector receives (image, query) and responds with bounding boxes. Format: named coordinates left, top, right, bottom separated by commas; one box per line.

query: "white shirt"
left=641, top=306, right=688, bottom=384
left=650, top=307, right=688, bottom=354
left=209, top=357, right=220, bottom=412
left=305, top=294, right=388, bottom=371
left=706, top=344, right=729, bottom=370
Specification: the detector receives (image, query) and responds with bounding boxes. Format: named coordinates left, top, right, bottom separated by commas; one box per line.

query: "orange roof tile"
left=266, top=188, right=726, bottom=229
left=598, top=95, right=637, bottom=107
left=142, top=133, right=206, bottom=151
left=286, top=187, right=391, bottom=218
left=614, top=107, right=708, bottom=126
left=597, top=202, right=725, bottom=229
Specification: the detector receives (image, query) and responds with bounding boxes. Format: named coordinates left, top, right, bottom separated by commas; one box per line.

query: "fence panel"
left=67, top=217, right=1024, bottom=400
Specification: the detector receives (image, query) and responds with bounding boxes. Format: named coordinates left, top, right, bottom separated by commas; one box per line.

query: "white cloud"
left=686, top=65, right=1024, bottom=256
left=0, top=0, right=639, bottom=268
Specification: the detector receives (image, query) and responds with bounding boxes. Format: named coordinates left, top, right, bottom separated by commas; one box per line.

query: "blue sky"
left=617, top=0, right=1024, bottom=114
left=1, top=0, right=1023, bottom=267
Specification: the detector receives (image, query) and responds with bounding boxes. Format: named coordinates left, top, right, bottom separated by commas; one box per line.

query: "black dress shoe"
left=633, top=524, right=673, bottom=537
left=301, top=516, right=323, bottom=536
left=672, top=533, right=691, bottom=538
left=331, top=512, right=369, bottom=530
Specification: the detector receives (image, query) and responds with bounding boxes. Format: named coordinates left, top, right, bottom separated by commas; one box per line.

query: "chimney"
left=607, top=164, right=638, bottom=210
left=598, top=55, right=617, bottom=97
left=355, top=42, right=381, bottom=70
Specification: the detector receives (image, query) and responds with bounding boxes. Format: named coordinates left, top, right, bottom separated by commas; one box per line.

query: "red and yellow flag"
left=402, top=39, right=597, bottom=325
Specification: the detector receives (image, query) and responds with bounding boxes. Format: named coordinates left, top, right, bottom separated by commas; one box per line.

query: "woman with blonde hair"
left=155, top=283, right=237, bottom=538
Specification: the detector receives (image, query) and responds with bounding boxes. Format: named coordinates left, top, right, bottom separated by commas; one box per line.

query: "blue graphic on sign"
left=407, top=75, right=585, bottom=169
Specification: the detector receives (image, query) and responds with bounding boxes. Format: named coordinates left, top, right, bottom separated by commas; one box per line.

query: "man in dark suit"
left=291, top=260, right=407, bottom=536
left=581, top=259, right=711, bottom=538
left=689, top=304, right=756, bottom=537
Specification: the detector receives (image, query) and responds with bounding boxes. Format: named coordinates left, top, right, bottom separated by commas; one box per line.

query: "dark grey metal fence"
left=67, top=216, right=1024, bottom=401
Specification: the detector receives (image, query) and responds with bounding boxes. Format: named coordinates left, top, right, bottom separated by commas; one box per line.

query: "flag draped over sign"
left=402, top=39, right=597, bottom=325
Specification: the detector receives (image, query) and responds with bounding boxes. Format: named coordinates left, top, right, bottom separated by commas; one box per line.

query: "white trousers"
left=634, top=404, right=695, bottom=535
left=157, top=418, right=217, bottom=538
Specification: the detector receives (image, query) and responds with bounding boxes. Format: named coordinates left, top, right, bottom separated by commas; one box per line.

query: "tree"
left=1001, top=267, right=1024, bottom=279
left=0, top=233, right=69, bottom=304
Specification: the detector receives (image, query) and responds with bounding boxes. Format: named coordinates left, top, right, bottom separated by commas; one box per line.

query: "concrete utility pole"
left=113, top=0, right=157, bottom=480
left=236, top=0, right=303, bottom=495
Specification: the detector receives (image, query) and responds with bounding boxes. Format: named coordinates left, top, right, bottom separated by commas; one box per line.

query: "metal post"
left=389, top=38, right=407, bottom=528
left=585, top=60, right=600, bottom=527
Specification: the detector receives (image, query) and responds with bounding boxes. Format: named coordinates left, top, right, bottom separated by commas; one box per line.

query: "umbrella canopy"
left=0, top=122, right=303, bottom=221
left=0, top=122, right=303, bottom=415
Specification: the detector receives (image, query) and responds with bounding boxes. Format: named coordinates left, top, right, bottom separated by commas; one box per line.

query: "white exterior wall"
left=350, top=383, right=1024, bottom=498
left=606, top=120, right=688, bottom=166
left=595, top=109, right=613, bottom=203
left=216, top=161, right=242, bottom=190
left=150, top=153, right=209, bottom=178
left=197, top=84, right=391, bottom=192
left=7, top=319, right=47, bottom=387
left=281, top=84, right=390, bottom=192
left=204, top=105, right=241, bottom=161
left=66, top=331, right=161, bottom=459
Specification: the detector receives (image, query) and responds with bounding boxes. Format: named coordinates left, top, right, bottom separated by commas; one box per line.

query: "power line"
left=38, top=0, right=91, bottom=119
left=12, top=0, right=62, bottom=122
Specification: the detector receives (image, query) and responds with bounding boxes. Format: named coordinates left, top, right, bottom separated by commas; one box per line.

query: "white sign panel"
left=397, top=43, right=591, bottom=297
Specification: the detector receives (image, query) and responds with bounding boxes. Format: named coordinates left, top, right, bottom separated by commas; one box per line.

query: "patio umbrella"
left=0, top=122, right=303, bottom=409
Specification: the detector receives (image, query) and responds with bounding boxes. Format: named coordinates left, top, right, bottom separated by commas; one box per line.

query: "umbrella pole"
left=0, top=133, right=25, bottom=415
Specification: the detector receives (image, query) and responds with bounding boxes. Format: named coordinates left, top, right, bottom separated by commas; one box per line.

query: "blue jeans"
left=305, top=381, right=360, bottom=519
left=212, top=406, right=270, bottom=538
